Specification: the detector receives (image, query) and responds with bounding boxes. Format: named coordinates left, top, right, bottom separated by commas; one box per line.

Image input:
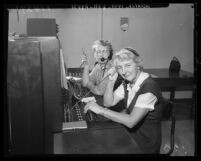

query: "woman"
left=84, top=47, right=164, bottom=154
left=81, top=40, right=114, bottom=95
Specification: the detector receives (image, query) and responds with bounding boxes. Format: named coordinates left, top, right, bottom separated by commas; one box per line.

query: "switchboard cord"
left=69, top=73, right=111, bottom=111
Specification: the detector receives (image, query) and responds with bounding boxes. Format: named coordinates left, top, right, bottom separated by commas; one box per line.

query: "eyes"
left=96, top=50, right=108, bottom=54
left=116, top=64, right=132, bottom=71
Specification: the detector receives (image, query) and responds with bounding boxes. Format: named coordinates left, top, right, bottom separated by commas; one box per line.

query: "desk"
left=54, top=122, right=138, bottom=154
left=144, top=68, right=194, bottom=100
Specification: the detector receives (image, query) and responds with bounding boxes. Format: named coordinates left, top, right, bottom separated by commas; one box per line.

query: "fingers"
left=81, top=55, right=89, bottom=67
left=82, top=56, right=88, bottom=63
left=83, top=101, right=93, bottom=113
left=84, top=106, right=89, bottom=113
left=109, top=72, right=118, bottom=82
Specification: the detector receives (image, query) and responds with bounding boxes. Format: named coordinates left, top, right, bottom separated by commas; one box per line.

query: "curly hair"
left=113, top=47, right=143, bottom=70
left=92, top=40, right=113, bottom=60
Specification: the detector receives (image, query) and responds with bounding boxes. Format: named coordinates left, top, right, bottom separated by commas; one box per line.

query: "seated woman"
left=81, top=40, right=114, bottom=95
left=84, top=47, right=164, bottom=154
left=81, top=40, right=124, bottom=112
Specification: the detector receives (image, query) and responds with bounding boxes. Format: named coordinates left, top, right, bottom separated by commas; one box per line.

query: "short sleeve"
left=135, top=93, right=157, bottom=110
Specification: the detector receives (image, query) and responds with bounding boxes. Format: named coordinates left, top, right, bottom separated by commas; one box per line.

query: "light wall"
left=102, top=5, right=194, bottom=73
left=8, top=4, right=194, bottom=99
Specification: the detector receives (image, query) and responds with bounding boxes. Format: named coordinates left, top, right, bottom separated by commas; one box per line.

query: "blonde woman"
left=81, top=40, right=114, bottom=95
left=84, top=47, right=163, bottom=154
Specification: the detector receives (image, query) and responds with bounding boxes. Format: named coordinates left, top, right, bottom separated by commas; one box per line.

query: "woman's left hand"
left=84, top=101, right=104, bottom=114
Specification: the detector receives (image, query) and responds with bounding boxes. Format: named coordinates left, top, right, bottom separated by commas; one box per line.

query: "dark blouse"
left=125, top=76, right=164, bottom=153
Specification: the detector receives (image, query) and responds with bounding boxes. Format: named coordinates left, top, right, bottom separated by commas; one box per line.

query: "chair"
left=67, top=68, right=84, bottom=77
left=160, top=98, right=176, bottom=156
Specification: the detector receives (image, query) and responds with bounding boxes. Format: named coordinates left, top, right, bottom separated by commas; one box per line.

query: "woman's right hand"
left=107, top=67, right=118, bottom=83
left=81, top=52, right=89, bottom=68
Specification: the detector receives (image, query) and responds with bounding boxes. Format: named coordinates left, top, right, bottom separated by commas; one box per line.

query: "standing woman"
left=84, top=47, right=164, bottom=154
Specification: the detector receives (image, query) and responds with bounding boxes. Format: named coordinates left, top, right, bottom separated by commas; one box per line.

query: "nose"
left=121, top=67, right=126, bottom=75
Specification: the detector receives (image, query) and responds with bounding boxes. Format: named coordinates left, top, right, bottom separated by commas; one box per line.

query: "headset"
left=124, top=47, right=140, bottom=57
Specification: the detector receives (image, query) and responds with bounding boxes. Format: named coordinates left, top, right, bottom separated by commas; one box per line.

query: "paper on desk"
left=62, top=121, right=87, bottom=130
left=66, top=76, right=82, bottom=81
left=81, top=97, right=96, bottom=103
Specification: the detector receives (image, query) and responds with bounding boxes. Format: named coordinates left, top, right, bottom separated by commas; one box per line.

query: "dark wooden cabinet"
left=7, top=37, right=63, bottom=154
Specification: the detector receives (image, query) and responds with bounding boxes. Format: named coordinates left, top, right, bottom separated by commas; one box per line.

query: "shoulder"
left=139, top=76, right=161, bottom=97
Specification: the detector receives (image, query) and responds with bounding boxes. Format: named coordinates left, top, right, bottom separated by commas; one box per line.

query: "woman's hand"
left=84, top=101, right=104, bottom=115
left=81, top=52, right=89, bottom=68
left=107, top=67, right=118, bottom=83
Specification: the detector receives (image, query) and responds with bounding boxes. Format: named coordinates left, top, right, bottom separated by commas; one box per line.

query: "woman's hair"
left=112, top=47, right=143, bottom=70
left=92, top=40, right=113, bottom=60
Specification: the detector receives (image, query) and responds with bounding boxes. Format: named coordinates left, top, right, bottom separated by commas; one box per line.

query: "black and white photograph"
left=4, top=3, right=198, bottom=157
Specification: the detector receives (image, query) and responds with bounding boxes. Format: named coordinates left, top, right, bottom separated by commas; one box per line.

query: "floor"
left=160, top=100, right=195, bottom=156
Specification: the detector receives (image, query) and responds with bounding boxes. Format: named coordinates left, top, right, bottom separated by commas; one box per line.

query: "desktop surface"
left=144, top=68, right=194, bottom=91
left=144, top=68, right=193, bottom=79
left=54, top=121, right=138, bottom=154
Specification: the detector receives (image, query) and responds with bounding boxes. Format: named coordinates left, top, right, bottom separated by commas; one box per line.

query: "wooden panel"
left=7, top=39, right=44, bottom=154
left=7, top=37, right=63, bottom=154
left=39, top=38, right=63, bottom=153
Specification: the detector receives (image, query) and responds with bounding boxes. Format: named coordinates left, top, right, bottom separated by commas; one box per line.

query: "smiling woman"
left=113, top=48, right=143, bottom=71
left=112, top=48, right=143, bottom=84
left=84, top=47, right=165, bottom=154
left=81, top=40, right=114, bottom=96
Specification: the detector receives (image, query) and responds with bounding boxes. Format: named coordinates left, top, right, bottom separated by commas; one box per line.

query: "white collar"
left=127, top=72, right=149, bottom=93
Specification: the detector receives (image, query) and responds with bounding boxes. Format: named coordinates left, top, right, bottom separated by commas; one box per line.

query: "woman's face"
left=94, top=45, right=110, bottom=64
left=115, top=59, right=138, bottom=82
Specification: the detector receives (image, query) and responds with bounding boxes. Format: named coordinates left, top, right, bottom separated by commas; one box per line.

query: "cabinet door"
left=39, top=38, right=62, bottom=153
left=7, top=39, right=44, bottom=154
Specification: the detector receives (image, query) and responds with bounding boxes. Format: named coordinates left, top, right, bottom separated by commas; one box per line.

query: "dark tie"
left=123, top=80, right=128, bottom=108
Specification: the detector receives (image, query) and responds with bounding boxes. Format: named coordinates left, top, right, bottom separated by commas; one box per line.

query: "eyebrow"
left=125, top=63, right=132, bottom=65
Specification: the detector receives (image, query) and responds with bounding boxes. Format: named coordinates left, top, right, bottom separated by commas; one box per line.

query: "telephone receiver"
left=80, top=48, right=88, bottom=67
left=111, top=66, right=129, bottom=84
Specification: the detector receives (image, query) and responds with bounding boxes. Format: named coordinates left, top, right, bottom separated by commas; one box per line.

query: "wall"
left=58, top=9, right=102, bottom=68
left=102, top=4, right=194, bottom=73
left=8, top=4, right=194, bottom=98
left=101, top=4, right=194, bottom=99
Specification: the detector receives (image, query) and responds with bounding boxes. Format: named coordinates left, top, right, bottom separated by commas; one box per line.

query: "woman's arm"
left=85, top=93, right=157, bottom=128
left=103, top=81, right=123, bottom=107
left=103, top=80, right=115, bottom=106
left=103, top=106, right=149, bottom=128
left=103, top=69, right=121, bottom=106
left=81, top=52, right=92, bottom=88
left=104, top=92, right=157, bottom=128
left=84, top=101, right=149, bottom=128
